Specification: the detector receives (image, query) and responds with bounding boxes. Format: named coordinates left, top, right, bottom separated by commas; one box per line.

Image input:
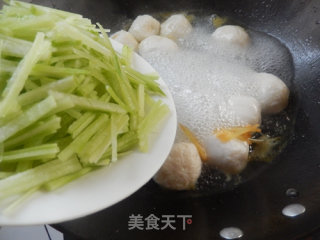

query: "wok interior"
left=40, top=0, right=320, bottom=239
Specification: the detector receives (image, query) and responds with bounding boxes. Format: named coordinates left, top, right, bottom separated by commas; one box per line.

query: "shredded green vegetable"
left=0, top=0, right=170, bottom=210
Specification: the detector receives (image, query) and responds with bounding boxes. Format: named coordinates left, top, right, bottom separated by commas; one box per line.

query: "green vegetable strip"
left=138, top=84, right=145, bottom=118
left=49, top=91, right=126, bottom=114
left=49, top=54, right=83, bottom=64
left=58, top=114, right=109, bottom=161
left=42, top=167, right=92, bottom=191
left=97, top=23, right=137, bottom=112
left=105, top=86, right=129, bottom=111
left=3, top=186, right=38, bottom=215
left=54, top=22, right=111, bottom=57
left=78, top=122, right=111, bottom=165
left=0, top=172, right=13, bottom=179
left=1, top=5, right=31, bottom=17
left=0, top=32, right=47, bottom=117
left=4, top=116, right=61, bottom=149
left=0, top=96, right=57, bottom=142
left=1, top=143, right=59, bottom=162
left=121, top=45, right=133, bottom=67
left=65, top=109, right=82, bottom=119
left=138, top=100, right=170, bottom=152
left=9, top=0, right=83, bottom=19
left=79, top=114, right=128, bottom=164
left=68, top=112, right=96, bottom=138
left=31, top=64, right=88, bottom=78
left=0, top=59, right=18, bottom=73
left=75, top=78, right=97, bottom=98
left=0, top=142, right=3, bottom=162
left=72, top=48, right=113, bottom=73
left=111, top=114, right=117, bottom=162
left=9, top=14, right=61, bottom=31
left=24, top=78, right=39, bottom=91
left=16, top=161, right=33, bottom=172
left=0, top=40, right=4, bottom=75
left=18, top=76, right=76, bottom=106
left=48, top=92, right=75, bottom=115
left=0, top=33, right=32, bottom=57
left=103, top=131, right=138, bottom=158
left=0, top=157, right=82, bottom=199
left=124, top=66, right=164, bottom=95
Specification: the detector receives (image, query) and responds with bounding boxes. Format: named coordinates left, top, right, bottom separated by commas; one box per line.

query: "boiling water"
left=143, top=22, right=294, bottom=145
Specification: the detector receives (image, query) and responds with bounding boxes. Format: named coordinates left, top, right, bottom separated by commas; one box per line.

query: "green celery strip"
left=31, top=64, right=88, bottom=78
left=78, top=122, right=111, bottom=164
left=79, top=114, right=128, bottom=164
left=0, top=32, right=48, bottom=117
left=4, top=116, right=61, bottom=149
left=24, top=78, right=39, bottom=91
left=0, top=58, right=17, bottom=73
left=0, top=33, right=32, bottom=57
left=65, top=109, right=82, bottom=119
left=2, top=143, right=59, bottom=162
left=0, top=157, right=82, bottom=199
left=54, top=21, right=111, bottom=57
left=3, top=186, right=39, bottom=215
left=9, top=0, right=83, bottom=19
left=138, top=84, right=145, bottom=118
left=72, top=48, right=113, bottom=73
left=16, top=161, right=33, bottom=172
left=97, top=23, right=137, bottom=112
left=0, top=142, right=3, bottom=162
left=0, top=96, right=57, bottom=142
left=111, top=114, right=117, bottom=162
left=124, top=66, right=164, bottom=95
left=68, top=112, right=96, bottom=138
left=18, top=76, right=76, bottom=106
left=138, top=100, right=170, bottom=152
left=49, top=91, right=126, bottom=114
left=48, top=92, right=75, bottom=115
left=121, top=45, right=133, bottom=67
left=58, top=114, right=109, bottom=161
left=0, top=172, right=14, bottom=179
left=102, top=131, right=138, bottom=158
left=42, top=167, right=92, bottom=191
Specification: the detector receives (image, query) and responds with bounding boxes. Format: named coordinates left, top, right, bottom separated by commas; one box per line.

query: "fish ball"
left=160, top=14, right=192, bottom=41
left=212, top=25, right=250, bottom=47
left=222, top=95, right=261, bottom=126
left=254, top=72, right=289, bottom=114
left=153, top=142, right=202, bottom=190
left=138, top=35, right=178, bottom=57
left=204, top=135, right=249, bottom=174
left=128, top=15, right=160, bottom=42
left=111, top=30, right=138, bottom=51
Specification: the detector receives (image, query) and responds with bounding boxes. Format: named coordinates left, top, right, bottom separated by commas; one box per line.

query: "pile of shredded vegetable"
left=0, top=0, right=169, bottom=210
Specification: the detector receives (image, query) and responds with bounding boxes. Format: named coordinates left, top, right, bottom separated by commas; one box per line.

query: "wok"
left=24, top=0, right=320, bottom=239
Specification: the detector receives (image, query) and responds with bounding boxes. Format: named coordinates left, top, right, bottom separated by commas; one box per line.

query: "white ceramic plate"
left=0, top=40, right=177, bottom=225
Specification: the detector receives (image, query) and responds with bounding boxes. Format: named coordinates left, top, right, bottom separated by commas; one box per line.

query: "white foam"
left=142, top=25, right=292, bottom=144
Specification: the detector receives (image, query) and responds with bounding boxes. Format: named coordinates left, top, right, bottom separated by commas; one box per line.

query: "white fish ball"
left=222, top=95, right=261, bottom=126
left=212, top=25, right=250, bottom=47
left=128, top=15, right=160, bottom=42
left=153, top=142, right=202, bottom=190
left=138, top=35, right=178, bottom=57
left=111, top=30, right=138, bottom=51
left=204, top=135, right=249, bottom=174
left=160, top=14, right=192, bottom=41
left=253, top=72, right=289, bottom=114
